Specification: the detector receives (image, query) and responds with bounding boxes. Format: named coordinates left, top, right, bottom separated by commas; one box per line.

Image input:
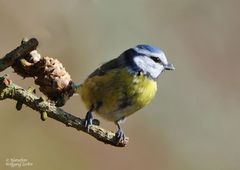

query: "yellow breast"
left=79, top=69, right=157, bottom=121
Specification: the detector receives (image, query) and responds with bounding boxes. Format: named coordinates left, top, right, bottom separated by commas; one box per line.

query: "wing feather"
left=88, top=57, right=124, bottom=78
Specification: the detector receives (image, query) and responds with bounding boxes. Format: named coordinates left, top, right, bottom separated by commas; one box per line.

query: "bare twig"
left=0, top=75, right=128, bottom=147
left=0, top=38, right=38, bottom=72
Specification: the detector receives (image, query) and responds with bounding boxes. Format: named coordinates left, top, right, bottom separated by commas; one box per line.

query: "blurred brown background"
left=0, top=0, right=240, bottom=170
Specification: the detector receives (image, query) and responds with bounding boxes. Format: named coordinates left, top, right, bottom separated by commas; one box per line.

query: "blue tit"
left=76, top=44, right=175, bottom=141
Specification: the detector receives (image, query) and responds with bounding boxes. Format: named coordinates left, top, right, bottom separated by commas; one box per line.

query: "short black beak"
left=164, top=63, right=175, bottom=70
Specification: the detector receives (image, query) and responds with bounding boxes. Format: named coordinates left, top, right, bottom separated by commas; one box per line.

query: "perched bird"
left=76, top=44, right=175, bottom=141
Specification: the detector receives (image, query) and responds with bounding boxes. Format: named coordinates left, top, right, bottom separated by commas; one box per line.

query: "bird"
left=75, top=44, right=175, bottom=141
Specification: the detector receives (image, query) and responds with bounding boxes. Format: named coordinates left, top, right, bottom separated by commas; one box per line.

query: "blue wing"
left=88, top=57, right=124, bottom=78
left=88, top=48, right=141, bottom=78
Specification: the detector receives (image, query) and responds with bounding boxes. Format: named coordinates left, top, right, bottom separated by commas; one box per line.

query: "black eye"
left=150, top=56, right=161, bottom=63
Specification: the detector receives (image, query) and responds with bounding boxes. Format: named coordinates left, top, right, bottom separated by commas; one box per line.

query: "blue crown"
left=136, top=44, right=161, bottom=53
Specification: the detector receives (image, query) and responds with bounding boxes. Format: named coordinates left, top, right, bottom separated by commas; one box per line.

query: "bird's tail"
left=73, top=83, right=82, bottom=96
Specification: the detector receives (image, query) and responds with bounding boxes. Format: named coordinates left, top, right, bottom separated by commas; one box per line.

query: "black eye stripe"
left=150, top=56, right=161, bottom=63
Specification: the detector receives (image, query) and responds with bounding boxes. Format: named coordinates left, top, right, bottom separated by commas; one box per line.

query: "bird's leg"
left=115, top=119, right=125, bottom=142
left=84, top=107, right=94, bottom=132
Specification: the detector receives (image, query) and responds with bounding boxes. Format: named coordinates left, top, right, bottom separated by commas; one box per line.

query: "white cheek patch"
left=158, top=52, right=168, bottom=65
left=133, top=47, right=168, bottom=65
left=133, top=56, right=164, bottom=79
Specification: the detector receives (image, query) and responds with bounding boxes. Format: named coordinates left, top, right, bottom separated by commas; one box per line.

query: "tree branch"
left=0, top=75, right=129, bottom=147
left=0, top=38, right=38, bottom=72
left=0, top=38, right=129, bottom=147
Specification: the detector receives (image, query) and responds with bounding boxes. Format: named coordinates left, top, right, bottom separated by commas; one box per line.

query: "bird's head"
left=123, top=44, right=175, bottom=79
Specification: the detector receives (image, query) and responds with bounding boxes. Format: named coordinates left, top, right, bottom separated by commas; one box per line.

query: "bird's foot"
left=84, top=111, right=93, bottom=132
left=115, top=129, right=125, bottom=142
left=84, top=118, right=93, bottom=132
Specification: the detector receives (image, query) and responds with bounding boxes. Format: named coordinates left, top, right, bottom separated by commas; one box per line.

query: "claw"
left=84, top=110, right=93, bottom=132
left=115, top=129, right=125, bottom=141
left=115, top=119, right=125, bottom=142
